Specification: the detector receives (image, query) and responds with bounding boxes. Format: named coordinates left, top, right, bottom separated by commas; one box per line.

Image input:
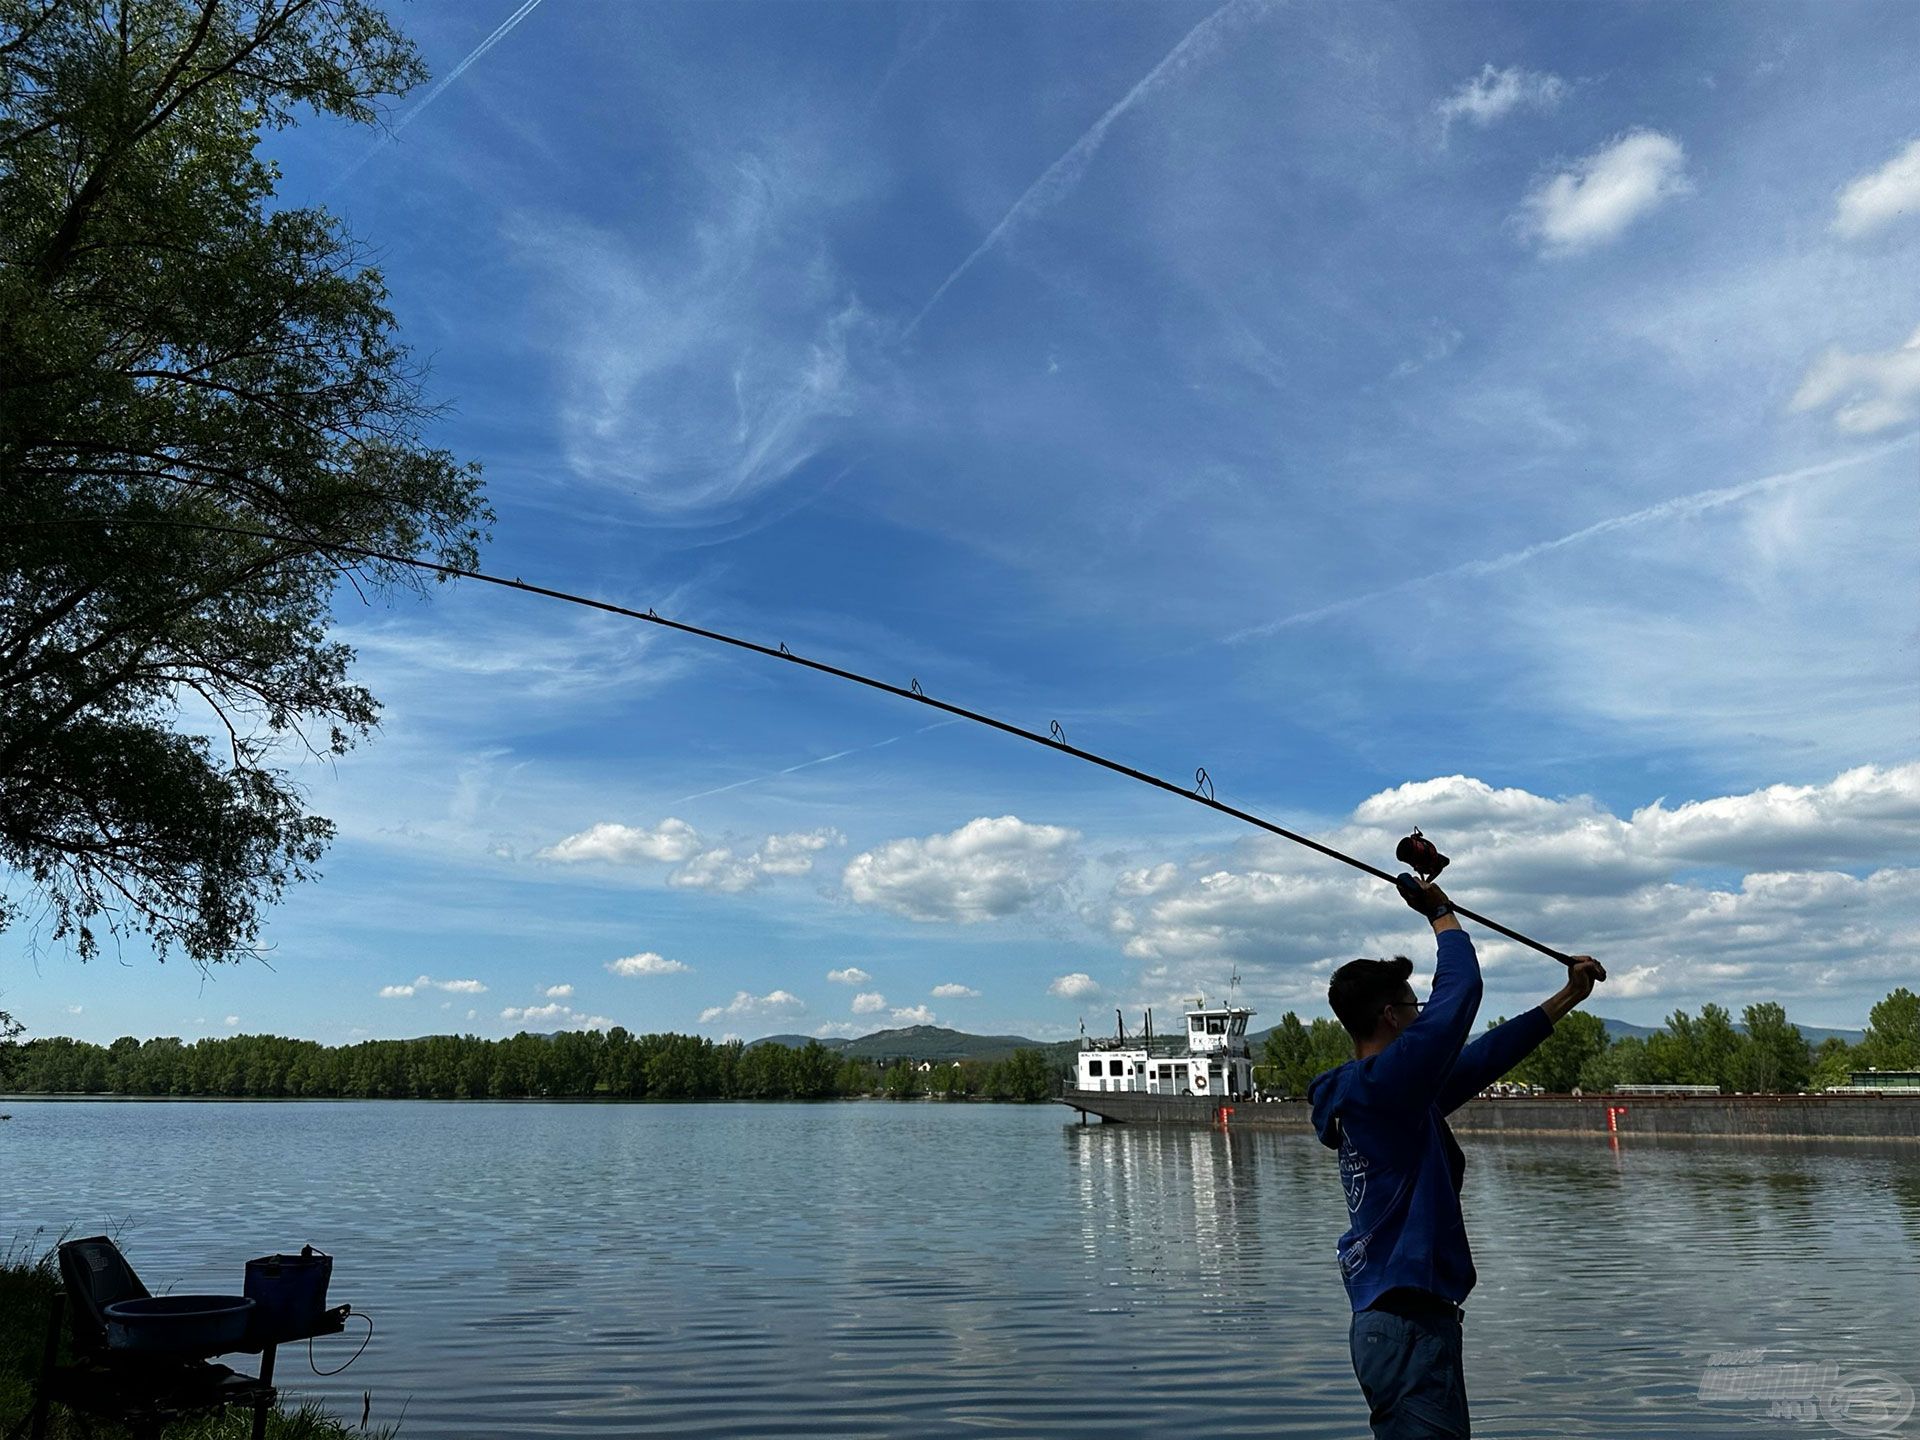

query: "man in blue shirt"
left=1309, top=874, right=1605, bottom=1438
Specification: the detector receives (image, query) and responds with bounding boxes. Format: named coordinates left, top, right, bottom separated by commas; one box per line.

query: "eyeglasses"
left=1383, top=999, right=1426, bottom=1016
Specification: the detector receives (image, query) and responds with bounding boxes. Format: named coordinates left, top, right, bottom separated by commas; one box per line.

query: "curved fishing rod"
left=33, top=514, right=1576, bottom=966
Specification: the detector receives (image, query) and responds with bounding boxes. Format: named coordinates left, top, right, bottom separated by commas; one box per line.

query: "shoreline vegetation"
left=0, top=1031, right=1062, bottom=1102
left=1257, top=988, right=1919, bottom=1097
left=0, top=1247, right=382, bottom=1440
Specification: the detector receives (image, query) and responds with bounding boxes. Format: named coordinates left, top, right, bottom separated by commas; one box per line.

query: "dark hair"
left=1328, top=956, right=1414, bottom=1042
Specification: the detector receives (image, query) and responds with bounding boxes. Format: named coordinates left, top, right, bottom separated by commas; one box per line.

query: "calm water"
left=4, top=1100, right=1918, bottom=1438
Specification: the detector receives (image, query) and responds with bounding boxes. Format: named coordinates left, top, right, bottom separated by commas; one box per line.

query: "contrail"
left=1227, top=434, right=1920, bottom=642
left=328, top=0, right=549, bottom=192
left=902, top=0, right=1262, bottom=340
left=672, top=720, right=962, bottom=805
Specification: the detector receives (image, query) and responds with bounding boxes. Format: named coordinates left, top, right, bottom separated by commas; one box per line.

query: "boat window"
left=1207, top=1017, right=1225, bottom=1034
left=1189, top=1017, right=1203, bottom=1032
left=1087, top=1060, right=1102, bottom=1077
left=1230, top=1017, right=1246, bottom=1036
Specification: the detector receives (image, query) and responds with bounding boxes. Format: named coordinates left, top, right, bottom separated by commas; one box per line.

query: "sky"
left=7, top=0, right=1920, bottom=1049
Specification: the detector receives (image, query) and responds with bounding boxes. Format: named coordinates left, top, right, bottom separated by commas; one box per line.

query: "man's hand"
left=1542, top=957, right=1606, bottom=1023
left=1395, top=873, right=1452, bottom=919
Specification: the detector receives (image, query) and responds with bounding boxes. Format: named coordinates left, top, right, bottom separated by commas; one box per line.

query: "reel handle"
left=1395, top=827, right=1450, bottom=883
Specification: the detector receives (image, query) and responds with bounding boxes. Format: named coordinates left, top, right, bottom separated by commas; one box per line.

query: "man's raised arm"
left=1437, top=956, right=1608, bottom=1112
left=1364, top=879, right=1484, bottom=1096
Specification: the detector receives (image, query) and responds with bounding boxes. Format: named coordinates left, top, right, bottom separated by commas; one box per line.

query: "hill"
left=750, top=1024, right=1055, bottom=1062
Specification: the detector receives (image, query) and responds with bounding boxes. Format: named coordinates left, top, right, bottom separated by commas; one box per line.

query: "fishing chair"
left=10, top=1236, right=331, bottom=1440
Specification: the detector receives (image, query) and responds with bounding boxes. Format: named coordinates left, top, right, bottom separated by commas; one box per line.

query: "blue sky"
left=9, top=0, right=1920, bottom=1047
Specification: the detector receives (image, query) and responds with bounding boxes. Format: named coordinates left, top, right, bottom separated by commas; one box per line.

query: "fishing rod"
left=29, top=514, right=1577, bottom=966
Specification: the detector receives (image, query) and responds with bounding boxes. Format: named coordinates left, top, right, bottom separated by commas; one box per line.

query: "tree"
left=1510, top=1011, right=1609, bottom=1093
left=1860, top=988, right=1920, bottom=1070
left=1, top=1, right=489, bottom=964
left=1730, top=1003, right=1811, bottom=1094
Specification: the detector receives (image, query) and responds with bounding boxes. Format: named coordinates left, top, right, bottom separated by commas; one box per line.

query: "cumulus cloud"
left=1832, top=138, right=1920, bottom=239
left=826, top=967, right=872, bottom=985
left=890, top=1005, right=937, bottom=1025
left=1102, top=763, right=1920, bottom=1019
left=544, top=984, right=574, bottom=999
left=543, top=819, right=846, bottom=893
left=502, top=1002, right=615, bottom=1032
left=223, top=1015, right=240, bottom=1028
left=541, top=818, right=702, bottom=865
left=383, top=975, right=488, bottom=998
left=606, top=951, right=691, bottom=977
left=1049, top=972, right=1102, bottom=999
left=1436, top=64, right=1567, bottom=140
left=1116, top=862, right=1181, bottom=897
left=1791, top=323, right=1920, bottom=434
left=699, top=989, right=806, bottom=1024
left=843, top=815, right=1081, bottom=923
left=851, top=991, right=889, bottom=1014
left=1517, top=130, right=1690, bottom=254
left=931, top=983, right=980, bottom=999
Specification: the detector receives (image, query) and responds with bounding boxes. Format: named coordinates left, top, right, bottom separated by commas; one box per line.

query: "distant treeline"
left=0, top=1027, right=1064, bottom=1103
left=1259, top=988, right=1920, bottom=1096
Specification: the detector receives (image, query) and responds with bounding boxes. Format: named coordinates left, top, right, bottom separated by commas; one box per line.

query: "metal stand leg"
left=250, top=1342, right=279, bottom=1440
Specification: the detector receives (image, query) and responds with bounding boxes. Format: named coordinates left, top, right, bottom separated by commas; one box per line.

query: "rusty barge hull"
left=1059, top=1090, right=1920, bottom=1141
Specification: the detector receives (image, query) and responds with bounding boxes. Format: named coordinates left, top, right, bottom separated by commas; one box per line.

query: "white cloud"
left=1791, top=323, right=1920, bottom=434
left=753, top=827, right=845, bottom=876
left=699, top=989, right=806, bottom=1024
left=826, top=967, right=872, bottom=985
left=540, top=818, right=703, bottom=866
left=606, top=951, right=691, bottom=977
left=1049, top=972, right=1102, bottom=999
left=851, top=991, right=889, bottom=1014
left=843, top=815, right=1081, bottom=923
left=1832, top=138, right=1920, bottom=239
left=66, top=1004, right=83, bottom=1015
left=890, top=1005, right=937, bottom=1025
left=544, top=984, right=574, bottom=999
left=501, top=1002, right=615, bottom=1032
left=1115, top=862, right=1181, bottom=897
left=1102, top=764, right=1920, bottom=1020
left=930, top=983, right=980, bottom=999
left=1436, top=64, right=1567, bottom=139
left=223, top=1015, right=240, bottom=1028
left=670, top=847, right=761, bottom=894
left=387, top=975, right=488, bottom=997
left=1517, top=130, right=1690, bottom=254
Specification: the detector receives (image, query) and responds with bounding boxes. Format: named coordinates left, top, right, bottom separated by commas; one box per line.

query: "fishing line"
left=23, top=515, right=1578, bottom=966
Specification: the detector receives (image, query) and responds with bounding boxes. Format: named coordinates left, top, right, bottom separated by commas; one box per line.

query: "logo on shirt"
left=1339, top=1138, right=1369, bottom=1212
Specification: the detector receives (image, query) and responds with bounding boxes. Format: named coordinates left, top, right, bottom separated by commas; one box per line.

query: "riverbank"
left=0, top=1249, right=381, bottom=1439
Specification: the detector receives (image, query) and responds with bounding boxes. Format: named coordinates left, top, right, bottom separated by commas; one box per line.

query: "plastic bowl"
left=104, top=1295, right=256, bottom=1356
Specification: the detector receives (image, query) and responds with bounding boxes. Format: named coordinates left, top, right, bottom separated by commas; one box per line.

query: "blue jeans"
left=1350, top=1305, right=1470, bottom=1438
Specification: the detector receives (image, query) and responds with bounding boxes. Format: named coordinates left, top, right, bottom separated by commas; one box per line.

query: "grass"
left=0, top=1235, right=386, bottom=1439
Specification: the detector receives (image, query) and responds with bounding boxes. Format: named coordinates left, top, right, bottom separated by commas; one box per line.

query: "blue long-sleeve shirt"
left=1307, top=929, right=1553, bottom=1311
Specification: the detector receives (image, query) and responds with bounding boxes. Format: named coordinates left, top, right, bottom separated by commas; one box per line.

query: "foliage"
left=0, top=1027, right=1069, bottom=1101
left=1859, top=988, right=1920, bottom=1070
left=1507, top=1010, right=1608, bottom=1093
left=1259, top=1011, right=1353, bottom=1095
left=0, top=0, right=489, bottom=965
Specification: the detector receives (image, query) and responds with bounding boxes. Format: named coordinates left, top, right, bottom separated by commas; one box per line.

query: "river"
left=4, top=1099, right=1916, bottom=1437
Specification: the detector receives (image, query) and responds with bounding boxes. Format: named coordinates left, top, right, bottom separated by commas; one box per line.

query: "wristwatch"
left=1428, top=903, right=1456, bottom=922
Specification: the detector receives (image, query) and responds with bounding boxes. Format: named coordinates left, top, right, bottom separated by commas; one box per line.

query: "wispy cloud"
left=903, top=0, right=1263, bottom=337
left=1435, top=64, right=1567, bottom=142
left=1228, top=439, right=1916, bottom=639
left=672, top=721, right=960, bottom=805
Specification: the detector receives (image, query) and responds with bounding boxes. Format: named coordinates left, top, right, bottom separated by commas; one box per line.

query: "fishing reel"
left=1395, top=828, right=1450, bottom=883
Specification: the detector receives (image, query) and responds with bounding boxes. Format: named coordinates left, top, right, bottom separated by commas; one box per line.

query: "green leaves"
left=1, top=2, right=489, bottom=963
